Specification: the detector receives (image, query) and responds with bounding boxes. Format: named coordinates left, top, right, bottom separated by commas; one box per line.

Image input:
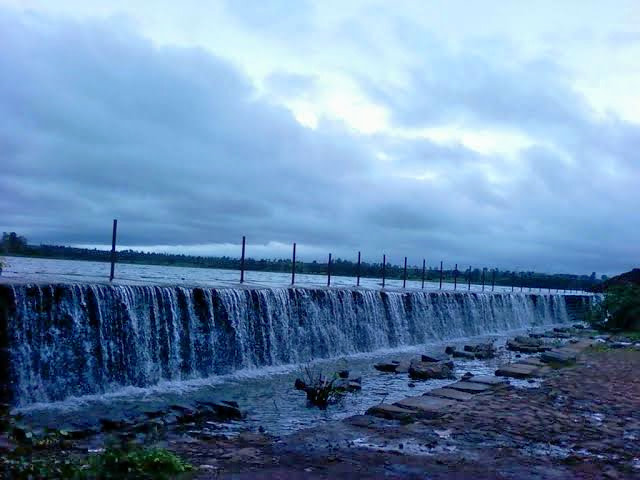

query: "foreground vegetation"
left=589, top=284, right=640, bottom=331
left=1, top=408, right=191, bottom=479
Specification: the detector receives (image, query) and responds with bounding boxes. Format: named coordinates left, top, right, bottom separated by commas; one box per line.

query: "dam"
left=0, top=279, right=593, bottom=409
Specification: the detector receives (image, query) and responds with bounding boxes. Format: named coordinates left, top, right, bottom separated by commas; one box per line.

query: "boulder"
left=445, top=346, right=457, bottom=355
left=338, top=370, right=349, bottom=379
left=408, top=361, right=454, bottom=380
left=421, top=351, right=450, bottom=363
left=374, top=362, right=400, bottom=373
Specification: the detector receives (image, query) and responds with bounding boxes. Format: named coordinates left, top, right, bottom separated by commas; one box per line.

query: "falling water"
left=0, top=284, right=585, bottom=407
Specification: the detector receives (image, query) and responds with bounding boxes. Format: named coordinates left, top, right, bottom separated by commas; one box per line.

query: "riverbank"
left=171, top=336, right=640, bottom=479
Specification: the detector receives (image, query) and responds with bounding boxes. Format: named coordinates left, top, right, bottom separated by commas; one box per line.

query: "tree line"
left=1, top=232, right=603, bottom=291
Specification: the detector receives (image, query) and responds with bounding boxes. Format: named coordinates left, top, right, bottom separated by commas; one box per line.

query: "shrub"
left=590, top=285, right=640, bottom=331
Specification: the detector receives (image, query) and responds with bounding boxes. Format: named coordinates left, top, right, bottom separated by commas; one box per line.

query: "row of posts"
left=107, top=220, right=584, bottom=293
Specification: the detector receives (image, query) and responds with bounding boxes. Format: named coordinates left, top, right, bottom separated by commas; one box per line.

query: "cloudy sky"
left=1, top=1, right=639, bottom=275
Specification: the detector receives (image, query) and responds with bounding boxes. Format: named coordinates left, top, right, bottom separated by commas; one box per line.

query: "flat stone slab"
left=427, top=387, right=474, bottom=402
left=495, top=363, right=539, bottom=379
left=366, top=404, right=416, bottom=420
left=540, top=350, right=576, bottom=364
left=519, top=357, right=545, bottom=367
left=447, top=381, right=494, bottom=394
left=394, top=395, right=456, bottom=418
left=465, top=375, right=509, bottom=387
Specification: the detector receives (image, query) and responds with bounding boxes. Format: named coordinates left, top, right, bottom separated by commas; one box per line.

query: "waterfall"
left=0, top=283, right=585, bottom=406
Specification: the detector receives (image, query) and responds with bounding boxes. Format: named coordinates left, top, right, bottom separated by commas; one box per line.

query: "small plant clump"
left=294, top=364, right=361, bottom=408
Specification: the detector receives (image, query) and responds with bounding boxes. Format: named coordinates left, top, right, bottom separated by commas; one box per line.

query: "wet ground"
left=171, top=346, right=640, bottom=479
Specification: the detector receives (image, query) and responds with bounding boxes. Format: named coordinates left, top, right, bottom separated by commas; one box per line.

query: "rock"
left=447, top=381, right=494, bottom=394
left=474, top=349, right=495, bottom=360
left=519, top=357, right=546, bottom=367
left=408, top=382, right=416, bottom=388
left=338, top=370, right=349, bottom=379
left=507, top=340, right=543, bottom=353
left=464, top=375, right=509, bottom=387
left=540, top=350, right=576, bottom=365
left=366, top=404, right=415, bottom=421
left=495, top=363, right=540, bottom=379
left=374, top=362, right=400, bottom=373
left=197, top=401, right=243, bottom=420
left=393, top=361, right=411, bottom=374
left=610, top=342, right=632, bottom=349
left=572, top=324, right=585, bottom=329
left=421, top=351, right=450, bottom=363
left=445, top=346, right=457, bottom=355
left=394, top=396, right=457, bottom=418
left=427, top=387, right=474, bottom=402
left=452, top=350, right=476, bottom=360
left=409, top=361, right=454, bottom=380
left=294, top=379, right=307, bottom=390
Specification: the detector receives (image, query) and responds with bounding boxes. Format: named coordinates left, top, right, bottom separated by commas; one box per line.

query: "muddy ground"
left=171, top=347, right=640, bottom=479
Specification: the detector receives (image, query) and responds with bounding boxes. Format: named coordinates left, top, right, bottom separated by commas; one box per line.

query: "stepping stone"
left=427, top=387, right=474, bottom=402
left=447, top=381, right=493, bottom=394
left=540, top=350, right=576, bottom=365
left=465, top=375, right=509, bottom=387
left=495, top=363, right=539, bottom=379
left=519, top=357, right=545, bottom=367
left=394, top=396, right=456, bottom=418
left=366, top=404, right=416, bottom=421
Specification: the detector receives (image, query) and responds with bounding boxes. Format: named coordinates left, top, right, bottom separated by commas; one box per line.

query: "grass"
left=1, top=445, right=192, bottom=479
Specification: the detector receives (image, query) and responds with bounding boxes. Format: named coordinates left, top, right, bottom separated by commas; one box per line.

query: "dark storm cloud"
left=0, top=8, right=638, bottom=275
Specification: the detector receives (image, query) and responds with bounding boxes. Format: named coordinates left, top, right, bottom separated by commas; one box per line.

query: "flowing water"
left=0, top=257, right=594, bottom=436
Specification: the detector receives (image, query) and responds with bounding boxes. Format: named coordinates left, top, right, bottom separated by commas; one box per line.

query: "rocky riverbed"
left=168, top=332, right=640, bottom=479
left=2, top=328, right=638, bottom=479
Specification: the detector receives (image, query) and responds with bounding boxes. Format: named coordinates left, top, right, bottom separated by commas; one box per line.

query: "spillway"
left=0, top=283, right=593, bottom=407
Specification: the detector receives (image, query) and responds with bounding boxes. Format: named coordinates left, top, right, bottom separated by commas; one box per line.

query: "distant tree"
left=1, top=232, right=28, bottom=253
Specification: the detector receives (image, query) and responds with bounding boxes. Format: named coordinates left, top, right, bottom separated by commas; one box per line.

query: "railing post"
left=421, top=259, right=426, bottom=289
left=520, top=273, right=523, bottom=292
left=511, top=272, right=515, bottom=292
left=327, top=253, right=332, bottom=287
left=491, top=269, right=496, bottom=292
left=240, top=235, right=246, bottom=284
left=402, top=256, right=407, bottom=288
left=482, top=268, right=485, bottom=291
left=109, top=219, right=117, bottom=282
left=468, top=267, right=472, bottom=291
left=439, top=261, right=443, bottom=289
left=356, top=251, right=361, bottom=287
left=382, top=254, right=386, bottom=288
left=454, top=263, right=458, bottom=290
left=291, top=242, right=296, bottom=286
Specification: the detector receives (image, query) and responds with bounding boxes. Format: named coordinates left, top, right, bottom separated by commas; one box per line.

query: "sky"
left=1, top=1, right=639, bottom=275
